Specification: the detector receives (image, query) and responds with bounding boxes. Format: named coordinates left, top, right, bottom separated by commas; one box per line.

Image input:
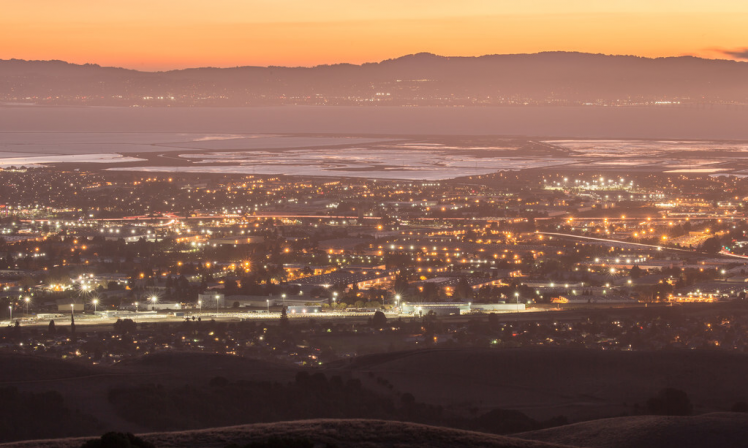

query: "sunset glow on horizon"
left=3, top=0, right=748, bottom=70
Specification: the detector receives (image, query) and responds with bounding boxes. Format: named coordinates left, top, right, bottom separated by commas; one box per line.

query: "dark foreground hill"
left=332, top=348, right=748, bottom=421
left=111, top=352, right=297, bottom=381
left=516, top=412, right=748, bottom=448
left=0, top=352, right=300, bottom=442
left=0, top=353, right=104, bottom=383
left=3, top=349, right=748, bottom=444
left=0, top=419, right=572, bottom=448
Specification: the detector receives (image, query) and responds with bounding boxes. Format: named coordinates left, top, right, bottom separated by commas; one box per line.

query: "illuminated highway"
left=534, top=231, right=697, bottom=254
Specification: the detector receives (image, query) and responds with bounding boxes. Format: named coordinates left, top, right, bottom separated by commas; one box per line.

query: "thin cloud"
left=717, top=48, right=748, bottom=60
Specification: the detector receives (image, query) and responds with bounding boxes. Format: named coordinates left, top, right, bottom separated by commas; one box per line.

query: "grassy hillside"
left=3, top=415, right=748, bottom=448
left=0, top=419, right=574, bottom=448
left=515, top=412, right=748, bottom=448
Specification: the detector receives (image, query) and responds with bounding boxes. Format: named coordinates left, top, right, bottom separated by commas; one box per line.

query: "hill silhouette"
left=2, top=52, right=748, bottom=106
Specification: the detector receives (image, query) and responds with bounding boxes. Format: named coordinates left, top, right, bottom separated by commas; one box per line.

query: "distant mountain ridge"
left=2, top=52, right=748, bottom=106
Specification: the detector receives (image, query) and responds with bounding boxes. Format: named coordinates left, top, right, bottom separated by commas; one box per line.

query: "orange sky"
left=2, top=0, right=748, bottom=70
